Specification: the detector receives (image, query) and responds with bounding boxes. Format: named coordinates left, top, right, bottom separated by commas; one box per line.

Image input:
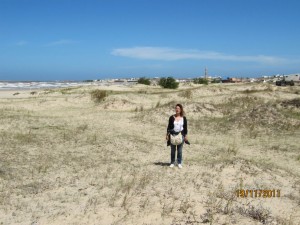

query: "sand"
left=0, top=82, right=299, bottom=225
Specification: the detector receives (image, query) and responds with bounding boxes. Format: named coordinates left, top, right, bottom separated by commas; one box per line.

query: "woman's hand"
left=166, top=135, right=169, bottom=140
left=184, top=136, right=188, bottom=141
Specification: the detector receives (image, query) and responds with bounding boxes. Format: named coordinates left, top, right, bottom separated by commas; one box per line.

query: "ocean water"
left=0, top=81, right=95, bottom=90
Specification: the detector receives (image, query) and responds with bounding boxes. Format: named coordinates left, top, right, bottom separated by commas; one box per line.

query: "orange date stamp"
left=236, top=189, right=281, bottom=198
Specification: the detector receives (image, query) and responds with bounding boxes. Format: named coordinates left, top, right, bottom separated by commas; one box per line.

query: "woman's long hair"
left=176, top=103, right=185, bottom=117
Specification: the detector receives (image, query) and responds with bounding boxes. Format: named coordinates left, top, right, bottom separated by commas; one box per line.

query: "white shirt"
left=173, top=117, right=184, bottom=132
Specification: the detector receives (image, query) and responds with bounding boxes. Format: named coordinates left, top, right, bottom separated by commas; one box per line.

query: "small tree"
left=137, top=77, right=151, bottom=85
left=193, top=78, right=208, bottom=85
left=158, top=77, right=179, bottom=89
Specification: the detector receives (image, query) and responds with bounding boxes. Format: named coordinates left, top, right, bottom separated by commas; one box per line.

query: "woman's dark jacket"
left=166, top=115, right=188, bottom=146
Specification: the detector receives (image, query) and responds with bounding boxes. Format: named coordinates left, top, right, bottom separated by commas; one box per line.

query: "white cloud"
left=46, top=39, right=78, bottom=46
left=111, top=46, right=288, bottom=64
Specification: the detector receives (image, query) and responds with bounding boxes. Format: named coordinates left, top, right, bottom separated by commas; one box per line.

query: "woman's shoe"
left=178, top=164, right=182, bottom=169
left=170, top=164, right=174, bottom=168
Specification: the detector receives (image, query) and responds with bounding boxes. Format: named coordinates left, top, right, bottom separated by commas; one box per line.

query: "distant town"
left=84, top=73, right=300, bottom=85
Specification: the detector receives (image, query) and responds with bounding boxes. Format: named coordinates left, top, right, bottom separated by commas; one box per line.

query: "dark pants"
left=170, top=135, right=184, bottom=164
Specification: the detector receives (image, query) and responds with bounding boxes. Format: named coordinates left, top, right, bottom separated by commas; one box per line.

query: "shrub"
left=90, top=89, right=108, bottom=102
left=211, top=79, right=221, bottom=83
left=137, top=77, right=151, bottom=85
left=237, top=205, right=270, bottom=224
left=193, top=78, right=208, bottom=85
left=158, top=77, right=179, bottom=89
left=290, top=80, right=295, bottom=86
left=138, top=90, right=147, bottom=94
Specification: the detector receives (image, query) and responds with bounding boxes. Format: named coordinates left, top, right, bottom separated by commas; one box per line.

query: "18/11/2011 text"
left=236, top=189, right=281, bottom=198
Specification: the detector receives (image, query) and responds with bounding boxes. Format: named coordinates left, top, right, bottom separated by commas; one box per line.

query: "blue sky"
left=1, top=0, right=300, bottom=81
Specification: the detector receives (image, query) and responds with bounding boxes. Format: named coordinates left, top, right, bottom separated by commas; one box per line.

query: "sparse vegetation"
left=281, top=98, right=300, bottom=108
left=211, top=78, right=221, bottom=83
left=237, top=205, right=270, bottom=224
left=179, top=89, right=193, bottom=99
left=90, top=89, right=108, bottom=102
left=1, top=83, right=300, bottom=224
left=193, top=77, right=209, bottom=85
left=155, top=100, right=160, bottom=108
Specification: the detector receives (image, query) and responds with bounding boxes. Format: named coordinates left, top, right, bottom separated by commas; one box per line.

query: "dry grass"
left=90, top=89, right=108, bottom=102
left=281, top=98, right=300, bottom=108
left=0, top=83, right=300, bottom=224
left=179, top=89, right=193, bottom=99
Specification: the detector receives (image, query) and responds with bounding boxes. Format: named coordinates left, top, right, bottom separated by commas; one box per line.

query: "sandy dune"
left=0, top=83, right=300, bottom=225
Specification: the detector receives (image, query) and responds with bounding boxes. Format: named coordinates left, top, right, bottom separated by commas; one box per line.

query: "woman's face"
left=175, top=106, right=181, bottom=115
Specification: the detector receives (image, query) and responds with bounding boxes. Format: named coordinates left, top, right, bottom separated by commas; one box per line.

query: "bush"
left=290, top=80, right=295, bottom=86
left=137, top=77, right=151, bottom=85
left=158, top=77, right=179, bottom=89
left=193, top=78, right=208, bottom=85
left=90, top=89, right=108, bottom=102
left=211, top=79, right=221, bottom=83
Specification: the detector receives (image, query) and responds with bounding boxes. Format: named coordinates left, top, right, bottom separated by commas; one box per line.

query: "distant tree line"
left=138, top=76, right=223, bottom=89
left=138, top=76, right=179, bottom=89
left=193, top=78, right=208, bottom=85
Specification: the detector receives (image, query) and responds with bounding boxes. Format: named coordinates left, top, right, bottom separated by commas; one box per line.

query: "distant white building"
left=284, top=74, right=300, bottom=82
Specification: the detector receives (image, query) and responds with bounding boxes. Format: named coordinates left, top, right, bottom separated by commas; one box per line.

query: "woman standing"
left=166, top=104, right=188, bottom=168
